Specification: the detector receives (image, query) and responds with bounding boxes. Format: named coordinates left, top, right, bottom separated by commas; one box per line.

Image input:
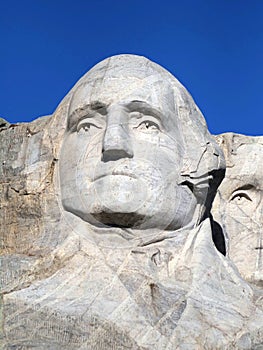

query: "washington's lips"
left=89, top=160, right=160, bottom=183
left=92, top=170, right=138, bottom=181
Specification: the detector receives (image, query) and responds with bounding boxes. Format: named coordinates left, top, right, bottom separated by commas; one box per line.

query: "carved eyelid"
left=128, top=107, right=163, bottom=131
left=137, top=119, right=160, bottom=129
left=130, top=117, right=162, bottom=133
left=77, top=121, right=102, bottom=132
left=76, top=116, right=104, bottom=133
left=126, top=101, right=163, bottom=120
left=229, top=184, right=254, bottom=202
left=68, top=104, right=106, bottom=131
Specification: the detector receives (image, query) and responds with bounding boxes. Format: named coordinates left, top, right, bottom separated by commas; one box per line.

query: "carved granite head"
left=59, top=55, right=225, bottom=232
left=213, top=134, right=263, bottom=284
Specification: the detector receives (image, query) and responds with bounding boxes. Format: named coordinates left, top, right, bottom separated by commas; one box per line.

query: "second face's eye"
left=230, top=191, right=252, bottom=204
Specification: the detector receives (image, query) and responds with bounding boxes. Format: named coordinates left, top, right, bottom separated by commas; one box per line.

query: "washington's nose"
left=102, top=106, right=134, bottom=162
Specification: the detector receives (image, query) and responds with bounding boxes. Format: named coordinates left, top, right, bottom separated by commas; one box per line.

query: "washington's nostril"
left=102, top=149, right=133, bottom=162
left=102, top=116, right=133, bottom=162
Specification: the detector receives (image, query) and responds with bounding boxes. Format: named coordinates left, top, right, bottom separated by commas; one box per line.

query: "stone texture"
left=212, top=133, right=263, bottom=287
left=1, top=55, right=263, bottom=349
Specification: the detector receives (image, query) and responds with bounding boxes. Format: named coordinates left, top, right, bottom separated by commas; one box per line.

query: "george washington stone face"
left=59, top=55, right=224, bottom=237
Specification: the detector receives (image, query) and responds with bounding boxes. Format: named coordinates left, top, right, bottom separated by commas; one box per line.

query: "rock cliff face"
left=0, top=114, right=78, bottom=304
left=1, top=55, right=263, bottom=349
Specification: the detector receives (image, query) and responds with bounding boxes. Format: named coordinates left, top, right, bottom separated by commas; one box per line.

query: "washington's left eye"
left=135, top=120, right=160, bottom=131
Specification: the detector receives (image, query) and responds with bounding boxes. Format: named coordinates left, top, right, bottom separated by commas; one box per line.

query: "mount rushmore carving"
left=1, top=55, right=262, bottom=349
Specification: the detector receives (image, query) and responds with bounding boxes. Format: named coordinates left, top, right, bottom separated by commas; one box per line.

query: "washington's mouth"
left=92, top=212, right=145, bottom=228
left=93, top=171, right=137, bottom=181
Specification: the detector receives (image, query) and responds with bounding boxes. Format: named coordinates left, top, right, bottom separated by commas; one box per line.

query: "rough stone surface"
left=212, top=133, right=263, bottom=287
left=1, top=55, right=263, bottom=349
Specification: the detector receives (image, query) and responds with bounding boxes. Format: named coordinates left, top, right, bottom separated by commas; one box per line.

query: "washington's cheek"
left=60, top=137, right=80, bottom=201
left=141, top=181, right=197, bottom=231
left=59, top=134, right=100, bottom=208
left=132, top=131, right=183, bottom=162
left=130, top=141, right=185, bottom=226
left=73, top=133, right=104, bottom=178
left=164, top=184, right=197, bottom=229
left=134, top=142, right=182, bottom=180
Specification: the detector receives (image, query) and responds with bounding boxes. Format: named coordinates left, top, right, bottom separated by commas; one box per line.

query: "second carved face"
left=213, top=137, right=263, bottom=284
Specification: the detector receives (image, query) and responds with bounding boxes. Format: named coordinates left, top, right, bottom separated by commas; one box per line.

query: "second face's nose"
left=102, top=105, right=134, bottom=162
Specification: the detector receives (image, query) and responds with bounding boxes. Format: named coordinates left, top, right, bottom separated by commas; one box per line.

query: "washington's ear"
left=181, top=140, right=225, bottom=181
left=175, top=88, right=225, bottom=179
left=180, top=139, right=226, bottom=220
left=176, top=89, right=226, bottom=219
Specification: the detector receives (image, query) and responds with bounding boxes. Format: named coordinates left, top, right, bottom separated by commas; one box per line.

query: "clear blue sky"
left=1, top=0, right=262, bottom=135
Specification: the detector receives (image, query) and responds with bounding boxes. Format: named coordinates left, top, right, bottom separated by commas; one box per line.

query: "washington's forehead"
left=85, top=55, right=171, bottom=80
left=69, top=74, right=175, bottom=114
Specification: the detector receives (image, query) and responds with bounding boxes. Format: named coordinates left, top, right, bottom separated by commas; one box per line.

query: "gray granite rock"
left=212, top=133, right=263, bottom=286
left=1, top=55, right=263, bottom=349
left=0, top=117, right=10, bottom=129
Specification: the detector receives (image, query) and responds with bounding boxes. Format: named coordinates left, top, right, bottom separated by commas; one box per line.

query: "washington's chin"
left=76, top=209, right=175, bottom=229
left=86, top=200, right=153, bottom=228
left=90, top=212, right=189, bottom=230
left=64, top=202, right=187, bottom=230
left=62, top=199, right=196, bottom=230
left=61, top=177, right=198, bottom=230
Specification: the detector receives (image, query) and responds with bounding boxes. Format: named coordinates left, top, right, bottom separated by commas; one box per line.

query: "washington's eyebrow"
left=68, top=102, right=107, bottom=129
left=125, top=100, right=163, bottom=121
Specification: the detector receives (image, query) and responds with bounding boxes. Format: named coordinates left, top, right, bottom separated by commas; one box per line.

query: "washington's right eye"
left=135, top=120, right=160, bottom=131
left=77, top=122, right=91, bottom=133
left=77, top=120, right=102, bottom=134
